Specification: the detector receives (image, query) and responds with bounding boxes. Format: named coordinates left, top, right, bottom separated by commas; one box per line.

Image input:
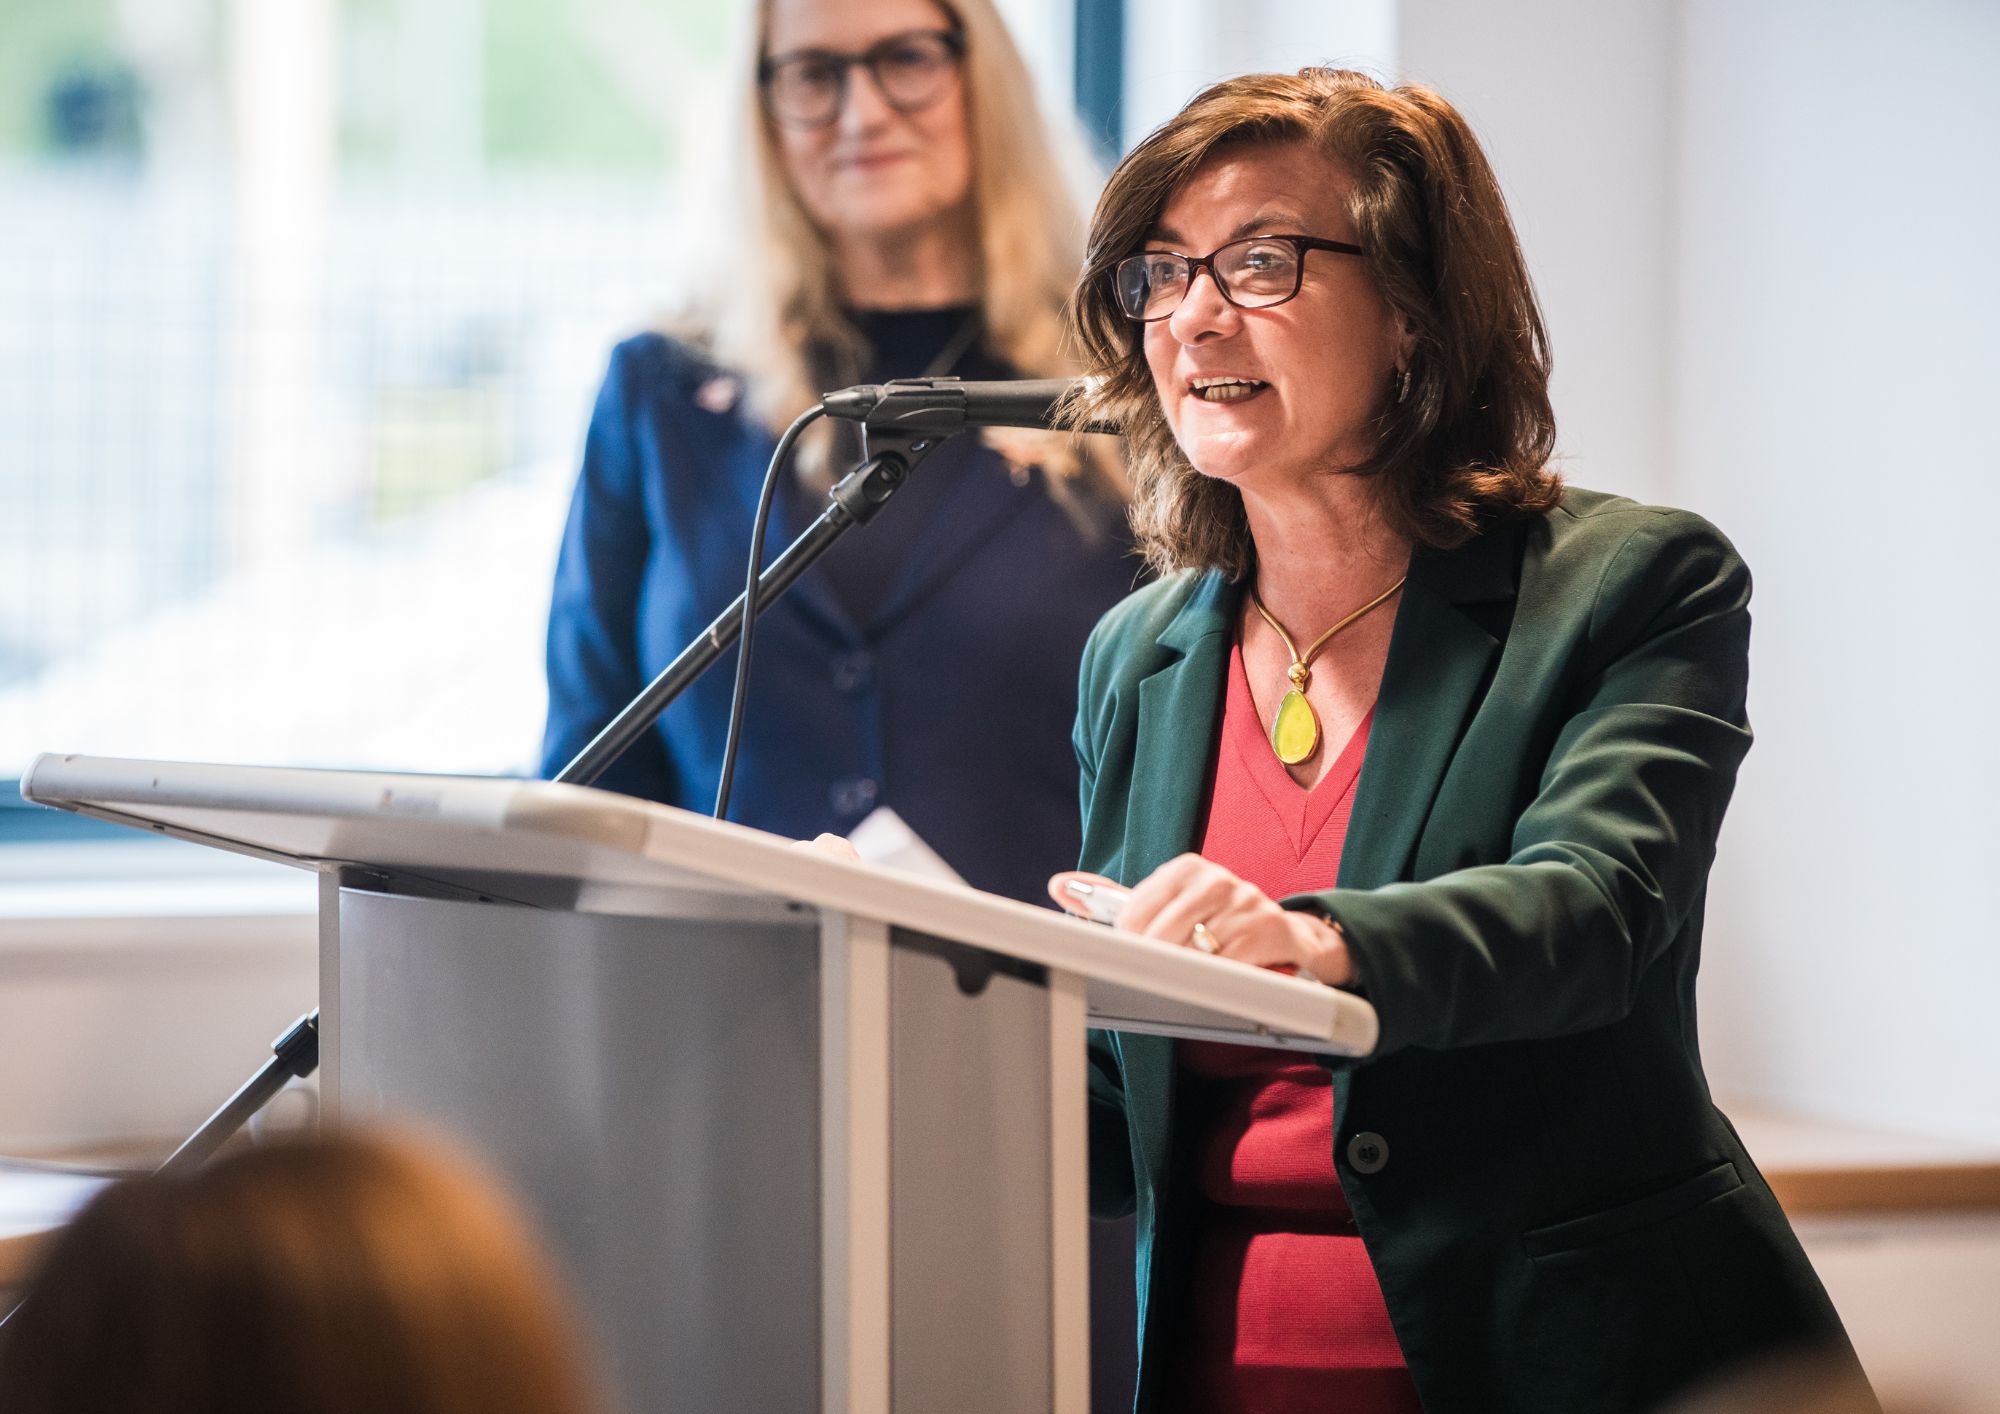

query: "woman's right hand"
left=1075, top=853, right=1357, bottom=986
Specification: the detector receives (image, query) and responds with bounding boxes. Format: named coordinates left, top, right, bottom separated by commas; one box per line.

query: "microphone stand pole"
left=156, top=1011, right=321, bottom=1178
left=554, top=425, right=942, bottom=787
left=0, top=1012, right=319, bottom=1330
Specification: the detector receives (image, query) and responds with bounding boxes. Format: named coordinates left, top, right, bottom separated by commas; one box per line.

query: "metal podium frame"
left=23, top=754, right=1377, bottom=1413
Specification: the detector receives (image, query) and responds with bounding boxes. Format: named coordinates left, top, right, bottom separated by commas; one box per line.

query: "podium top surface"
left=24, top=754, right=1377, bottom=1056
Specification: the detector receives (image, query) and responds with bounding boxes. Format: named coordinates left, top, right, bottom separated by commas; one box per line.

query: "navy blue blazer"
left=540, top=333, right=1136, bottom=904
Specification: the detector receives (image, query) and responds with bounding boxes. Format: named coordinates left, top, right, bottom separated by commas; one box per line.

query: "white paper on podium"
left=846, top=806, right=967, bottom=885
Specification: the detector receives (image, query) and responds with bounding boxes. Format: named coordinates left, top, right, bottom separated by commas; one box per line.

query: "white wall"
left=1672, top=0, right=2000, bottom=1142
left=1397, top=0, right=1678, bottom=503
left=1124, top=1, right=1397, bottom=149
left=1402, top=0, right=2000, bottom=1142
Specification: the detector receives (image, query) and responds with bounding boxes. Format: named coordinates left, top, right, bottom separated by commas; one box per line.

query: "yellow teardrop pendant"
left=1271, top=688, right=1321, bottom=765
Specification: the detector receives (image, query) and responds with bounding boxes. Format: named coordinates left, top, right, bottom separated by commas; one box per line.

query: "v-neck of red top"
left=1214, top=636, right=1374, bottom=872
left=1164, top=638, right=1416, bottom=1414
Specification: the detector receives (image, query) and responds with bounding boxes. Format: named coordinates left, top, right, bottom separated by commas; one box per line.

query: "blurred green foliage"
left=489, top=0, right=648, bottom=170
left=483, top=0, right=734, bottom=170
left=0, top=0, right=119, bottom=156
left=0, top=0, right=734, bottom=171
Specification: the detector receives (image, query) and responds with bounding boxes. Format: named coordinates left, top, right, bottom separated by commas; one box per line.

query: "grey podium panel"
left=335, top=888, right=823, bottom=1413
left=889, top=935, right=1054, bottom=1410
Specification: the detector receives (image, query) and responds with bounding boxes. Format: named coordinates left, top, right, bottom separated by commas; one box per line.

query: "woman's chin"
left=1178, top=430, right=1263, bottom=484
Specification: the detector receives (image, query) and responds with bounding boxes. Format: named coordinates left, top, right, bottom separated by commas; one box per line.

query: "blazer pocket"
left=1522, top=1161, right=1743, bottom=1260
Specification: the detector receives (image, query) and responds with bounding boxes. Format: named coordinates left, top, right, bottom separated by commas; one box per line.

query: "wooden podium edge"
left=1764, top=1161, right=2000, bottom=1216
left=0, top=1230, right=44, bottom=1290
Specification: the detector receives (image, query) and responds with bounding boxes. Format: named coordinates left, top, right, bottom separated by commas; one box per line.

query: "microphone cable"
left=713, top=403, right=825, bottom=822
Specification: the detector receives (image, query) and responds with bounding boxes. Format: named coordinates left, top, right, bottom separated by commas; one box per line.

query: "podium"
left=23, top=754, right=1378, bottom=1413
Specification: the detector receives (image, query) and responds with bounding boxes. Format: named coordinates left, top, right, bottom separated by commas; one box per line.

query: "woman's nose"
left=836, top=64, right=897, bottom=135
left=1166, top=265, right=1238, bottom=343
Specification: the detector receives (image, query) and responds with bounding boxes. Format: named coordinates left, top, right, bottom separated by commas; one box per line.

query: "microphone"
left=820, top=376, right=1119, bottom=435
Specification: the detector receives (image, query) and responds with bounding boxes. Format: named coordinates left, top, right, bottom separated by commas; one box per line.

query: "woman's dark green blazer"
left=1078, top=488, right=1858, bottom=1413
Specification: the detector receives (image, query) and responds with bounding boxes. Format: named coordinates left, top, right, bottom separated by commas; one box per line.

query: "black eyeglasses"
left=1113, top=234, right=1365, bottom=322
left=758, top=29, right=966, bottom=130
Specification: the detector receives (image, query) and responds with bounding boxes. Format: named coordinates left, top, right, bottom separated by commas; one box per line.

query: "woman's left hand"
left=1067, top=854, right=1357, bottom=986
left=794, top=832, right=863, bottom=863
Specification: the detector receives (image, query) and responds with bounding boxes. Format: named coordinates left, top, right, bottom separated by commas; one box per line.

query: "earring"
left=1393, top=365, right=1411, bottom=405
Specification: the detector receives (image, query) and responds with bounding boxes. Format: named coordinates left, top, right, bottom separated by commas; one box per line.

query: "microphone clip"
left=820, top=377, right=978, bottom=436
left=830, top=423, right=943, bottom=528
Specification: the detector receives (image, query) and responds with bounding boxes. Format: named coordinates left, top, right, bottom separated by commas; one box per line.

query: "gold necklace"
left=1250, top=575, right=1407, bottom=765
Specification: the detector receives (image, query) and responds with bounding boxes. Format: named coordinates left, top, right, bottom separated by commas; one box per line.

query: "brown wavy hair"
left=1065, top=68, right=1560, bottom=578
left=0, top=1130, right=600, bottom=1414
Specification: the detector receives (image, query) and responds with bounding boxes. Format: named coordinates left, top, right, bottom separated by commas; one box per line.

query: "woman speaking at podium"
left=539, top=0, right=1130, bottom=905
left=1056, top=70, right=1861, bottom=1413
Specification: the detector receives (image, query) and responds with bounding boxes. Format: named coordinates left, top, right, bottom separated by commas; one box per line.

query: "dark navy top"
left=539, top=315, right=1136, bottom=903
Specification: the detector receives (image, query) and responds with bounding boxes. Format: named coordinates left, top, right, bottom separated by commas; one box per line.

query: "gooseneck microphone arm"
left=558, top=377, right=1117, bottom=794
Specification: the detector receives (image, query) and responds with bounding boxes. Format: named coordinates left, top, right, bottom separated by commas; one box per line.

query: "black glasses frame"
left=758, top=28, right=967, bottom=130
left=1114, top=234, right=1365, bottom=322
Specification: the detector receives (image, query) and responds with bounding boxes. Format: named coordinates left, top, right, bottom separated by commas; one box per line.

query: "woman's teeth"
left=1190, top=377, right=1268, bottom=403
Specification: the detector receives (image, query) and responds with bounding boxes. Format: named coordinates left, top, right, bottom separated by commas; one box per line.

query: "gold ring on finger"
left=1192, top=921, right=1219, bottom=954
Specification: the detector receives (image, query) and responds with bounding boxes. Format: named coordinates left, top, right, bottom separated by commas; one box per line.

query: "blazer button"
left=831, top=651, right=874, bottom=694
left=829, top=777, right=879, bottom=817
left=1346, top=1131, right=1389, bottom=1175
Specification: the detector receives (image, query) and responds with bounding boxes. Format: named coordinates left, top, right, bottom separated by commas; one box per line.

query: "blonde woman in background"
left=540, top=0, right=1133, bottom=907
left=0, top=1131, right=601, bottom=1414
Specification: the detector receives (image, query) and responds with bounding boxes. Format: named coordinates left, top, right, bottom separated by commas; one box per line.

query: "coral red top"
left=1160, top=640, right=1421, bottom=1414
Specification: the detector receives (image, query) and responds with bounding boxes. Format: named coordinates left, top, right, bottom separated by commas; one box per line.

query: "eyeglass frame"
left=757, top=28, right=967, bottom=131
left=1113, top=234, right=1366, bottom=322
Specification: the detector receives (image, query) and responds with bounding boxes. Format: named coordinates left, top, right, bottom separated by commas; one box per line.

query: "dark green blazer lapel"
left=1107, top=571, right=1234, bottom=1211
left=1324, top=528, right=1518, bottom=1118
left=1120, top=570, right=1236, bottom=885
left=1338, top=528, right=1520, bottom=892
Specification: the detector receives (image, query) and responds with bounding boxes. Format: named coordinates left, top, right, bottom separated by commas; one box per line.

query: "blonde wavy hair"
left=680, top=0, right=1121, bottom=492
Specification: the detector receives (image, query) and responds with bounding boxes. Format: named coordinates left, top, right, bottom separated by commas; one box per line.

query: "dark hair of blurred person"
left=0, top=1131, right=600, bottom=1414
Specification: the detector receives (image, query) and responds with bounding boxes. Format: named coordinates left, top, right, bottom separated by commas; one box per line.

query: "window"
left=0, top=0, right=726, bottom=792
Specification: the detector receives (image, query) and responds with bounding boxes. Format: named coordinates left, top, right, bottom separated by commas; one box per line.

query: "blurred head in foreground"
left=0, top=1130, right=599, bottom=1414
